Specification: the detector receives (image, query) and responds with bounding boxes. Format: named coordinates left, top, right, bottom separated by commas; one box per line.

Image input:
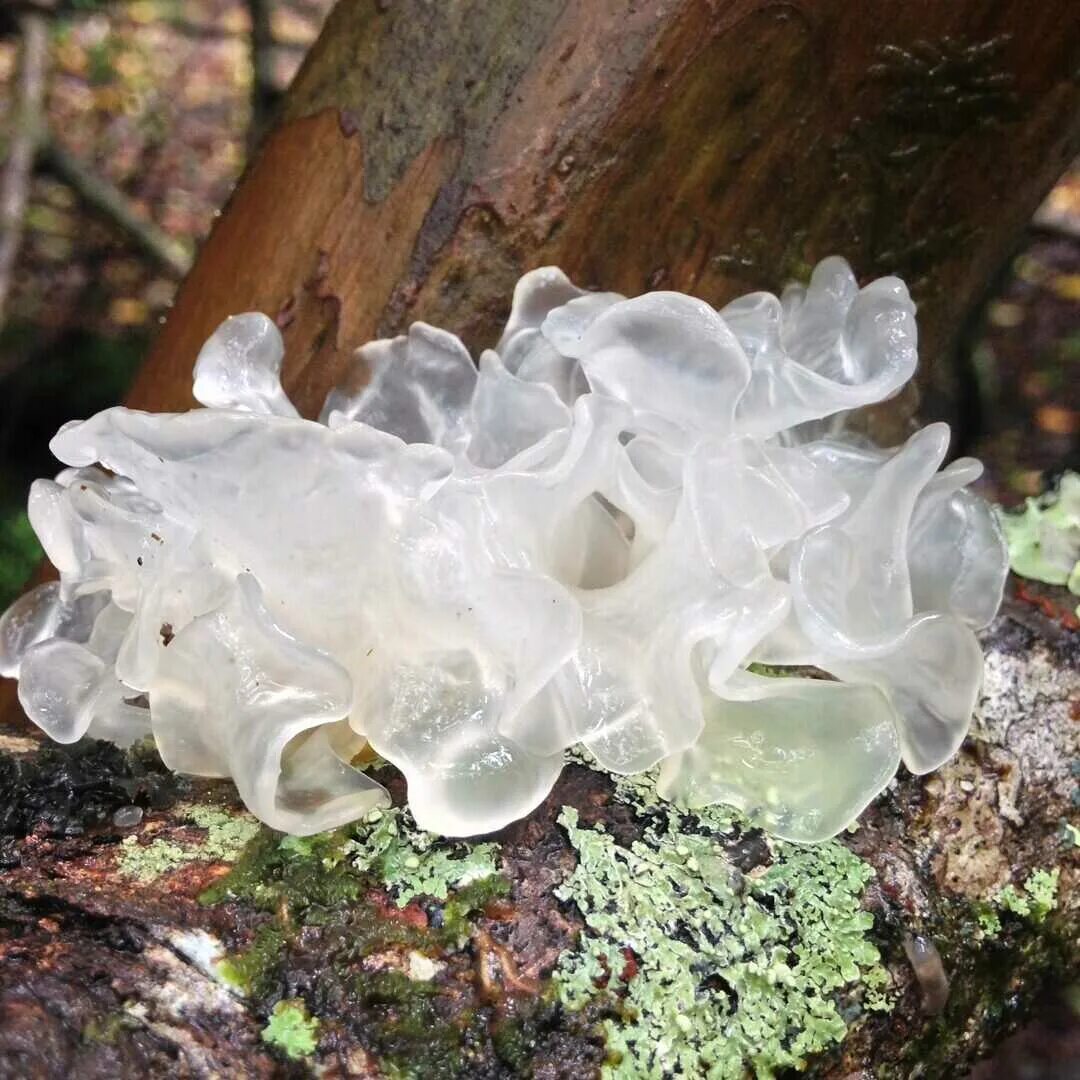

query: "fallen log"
left=0, top=585, right=1076, bottom=1077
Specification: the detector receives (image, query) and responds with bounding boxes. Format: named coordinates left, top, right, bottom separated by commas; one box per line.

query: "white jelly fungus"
left=0, top=259, right=1008, bottom=841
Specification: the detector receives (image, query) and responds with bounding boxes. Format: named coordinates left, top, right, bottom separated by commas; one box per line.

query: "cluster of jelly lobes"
left=0, top=260, right=1007, bottom=841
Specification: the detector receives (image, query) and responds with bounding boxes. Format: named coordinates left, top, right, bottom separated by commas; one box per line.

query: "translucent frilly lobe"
left=1, top=259, right=1008, bottom=841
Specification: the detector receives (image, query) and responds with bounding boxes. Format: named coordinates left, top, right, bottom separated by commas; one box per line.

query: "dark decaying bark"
left=1, top=2, right=1079, bottom=1076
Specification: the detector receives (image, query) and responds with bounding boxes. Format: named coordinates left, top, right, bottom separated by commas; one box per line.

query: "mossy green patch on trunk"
left=198, top=802, right=520, bottom=1074
left=216, top=923, right=288, bottom=998
left=886, top=895, right=1077, bottom=1080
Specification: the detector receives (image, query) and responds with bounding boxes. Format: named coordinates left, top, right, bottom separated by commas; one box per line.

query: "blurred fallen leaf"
left=109, top=296, right=148, bottom=325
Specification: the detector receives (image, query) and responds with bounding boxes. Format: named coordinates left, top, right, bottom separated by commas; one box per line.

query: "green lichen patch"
left=261, top=998, right=320, bottom=1059
left=974, top=902, right=1003, bottom=940
left=998, top=470, right=1080, bottom=612
left=348, top=806, right=501, bottom=911
left=554, top=787, right=891, bottom=1079
left=201, top=807, right=506, bottom=935
left=117, top=835, right=190, bottom=882
left=186, top=805, right=263, bottom=860
left=995, top=868, right=1061, bottom=925
left=117, top=803, right=259, bottom=881
left=972, top=866, right=1062, bottom=940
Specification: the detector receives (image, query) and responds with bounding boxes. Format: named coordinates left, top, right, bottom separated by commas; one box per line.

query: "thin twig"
left=0, top=11, right=49, bottom=329
left=247, top=0, right=280, bottom=150
left=40, top=139, right=192, bottom=278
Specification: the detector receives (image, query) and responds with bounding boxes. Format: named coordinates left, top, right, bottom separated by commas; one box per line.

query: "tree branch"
left=0, top=12, right=49, bottom=329
left=40, top=139, right=192, bottom=279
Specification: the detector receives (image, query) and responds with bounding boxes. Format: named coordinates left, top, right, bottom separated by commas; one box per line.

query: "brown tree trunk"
left=2, top=3, right=1079, bottom=1077
left=127, top=0, right=1080, bottom=442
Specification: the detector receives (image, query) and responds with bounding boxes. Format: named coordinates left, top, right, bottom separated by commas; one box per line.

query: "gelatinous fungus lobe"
left=0, top=260, right=1007, bottom=840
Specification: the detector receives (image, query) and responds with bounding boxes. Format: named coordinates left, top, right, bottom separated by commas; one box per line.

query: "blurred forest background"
left=0, top=0, right=333, bottom=607
left=0, top=0, right=1077, bottom=611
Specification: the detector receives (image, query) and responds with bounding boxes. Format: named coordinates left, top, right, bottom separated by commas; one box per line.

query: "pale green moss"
left=216, top=924, right=286, bottom=996
left=117, top=804, right=260, bottom=882
left=347, top=806, right=500, bottom=907
left=554, top=779, right=892, bottom=1079
left=998, top=471, right=1080, bottom=614
left=261, top=999, right=320, bottom=1059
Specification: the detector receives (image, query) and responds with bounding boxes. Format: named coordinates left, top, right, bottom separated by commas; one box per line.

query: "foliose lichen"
left=261, top=998, right=320, bottom=1059
left=347, top=806, right=501, bottom=908
left=117, top=803, right=259, bottom=881
left=553, top=774, right=892, bottom=1078
left=998, top=470, right=1080, bottom=615
left=117, top=835, right=190, bottom=882
left=994, top=868, right=1061, bottom=924
left=974, top=904, right=1003, bottom=940
left=972, top=867, right=1062, bottom=942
